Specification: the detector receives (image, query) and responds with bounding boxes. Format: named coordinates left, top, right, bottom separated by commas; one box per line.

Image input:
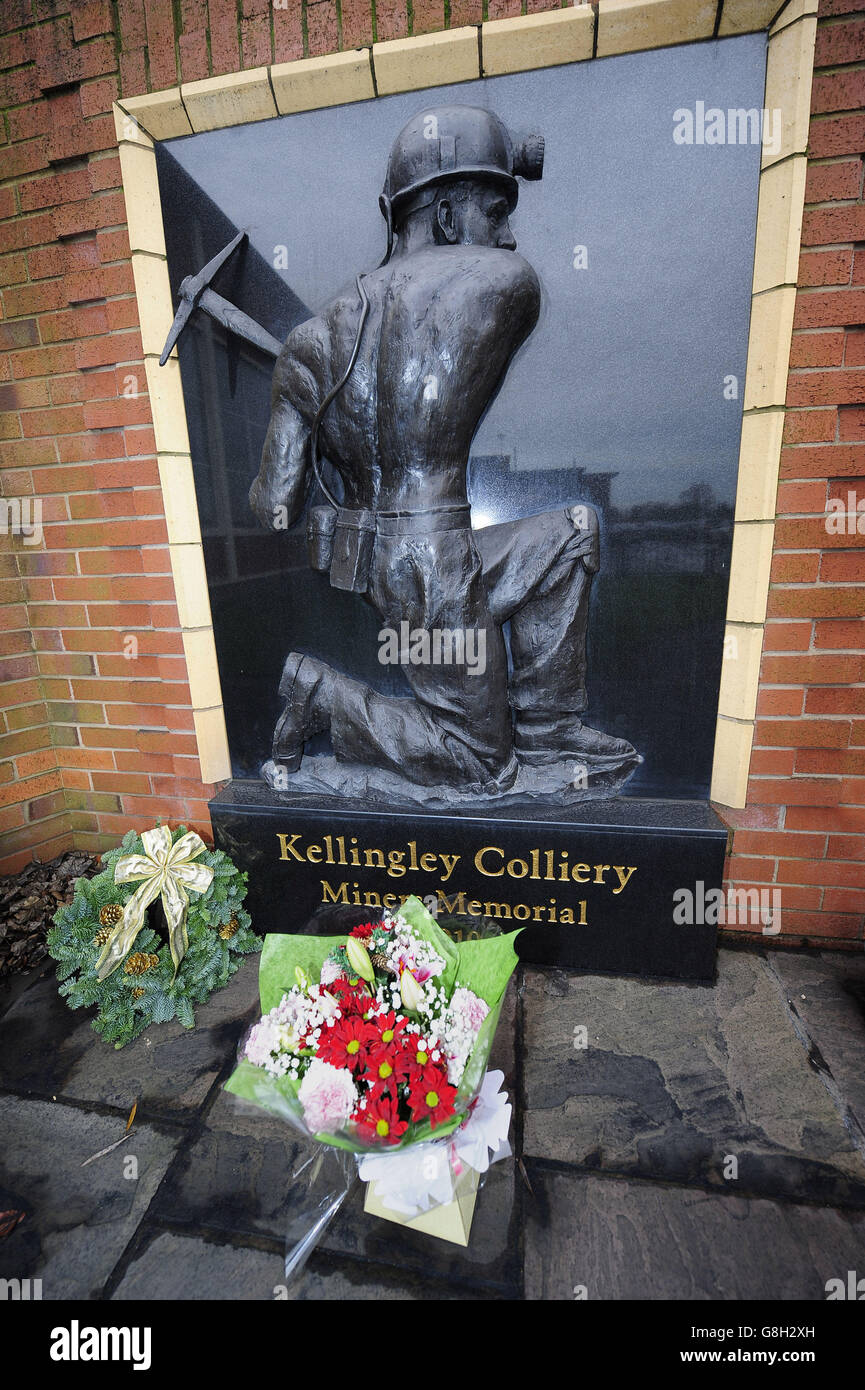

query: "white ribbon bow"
left=357, top=1070, right=512, bottom=1217
left=94, top=826, right=214, bottom=980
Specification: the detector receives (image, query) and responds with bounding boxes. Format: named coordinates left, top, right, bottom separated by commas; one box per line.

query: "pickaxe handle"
left=159, top=230, right=282, bottom=364
left=197, top=287, right=282, bottom=359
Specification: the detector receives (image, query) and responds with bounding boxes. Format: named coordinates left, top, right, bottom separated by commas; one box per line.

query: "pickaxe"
left=159, top=230, right=282, bottom=365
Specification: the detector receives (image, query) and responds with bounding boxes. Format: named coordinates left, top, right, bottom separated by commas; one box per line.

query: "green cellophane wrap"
left=224, top=895, right=520, bottom=1153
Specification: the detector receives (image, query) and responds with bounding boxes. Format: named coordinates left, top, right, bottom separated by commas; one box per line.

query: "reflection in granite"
left=0, top=961, right=260, bottom=1119
left=522, top=952, right=865, bottom=1207
left=212, top=778, right=730, bottom=830
left=265, top=750, right=641, bottom=810
left=0, top=1097, right=179, bottom=1300
left=523, top=1169, right=865, bottom=1301
left=149, top=1089, right=303, bottom=1243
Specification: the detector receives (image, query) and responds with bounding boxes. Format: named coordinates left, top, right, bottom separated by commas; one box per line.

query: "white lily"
left=345, top=936, right=376, bottom=988
left=399, top=968, right=424, bottom=1012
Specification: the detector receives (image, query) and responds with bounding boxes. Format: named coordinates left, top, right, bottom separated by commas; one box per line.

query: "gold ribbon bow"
left=94, top=826, right=214, bottom=981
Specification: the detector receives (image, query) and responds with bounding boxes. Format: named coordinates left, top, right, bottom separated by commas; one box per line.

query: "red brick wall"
left=721, top=0, right=865, bottom=946
left=0, top=1, right=863, bottom=947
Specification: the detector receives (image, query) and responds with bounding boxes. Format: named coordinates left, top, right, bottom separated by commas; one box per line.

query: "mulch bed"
left=0, top=849, right=98, bottom=980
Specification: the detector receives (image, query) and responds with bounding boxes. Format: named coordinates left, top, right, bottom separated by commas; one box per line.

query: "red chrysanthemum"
left=352, top=1090, right=408, bottom=1146
left=371, top=1009, right=409, bottom=1049
left=349, top=922, right=375, bottom=940
left=327, top=976, right=370, bottom=1014
left=361, top=1051, right=406, bottom=1094
left=407, top=1065, right=458, bottom=1128
left=403, top=1035, right=437, bottom=1083
left=363, top=1012, right=411, bottom=1080
left=316, top=1015, right=377, bottom=1074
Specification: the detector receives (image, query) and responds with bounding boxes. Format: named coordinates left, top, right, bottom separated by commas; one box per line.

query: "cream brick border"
left=114, top=0, right=817, bottom=802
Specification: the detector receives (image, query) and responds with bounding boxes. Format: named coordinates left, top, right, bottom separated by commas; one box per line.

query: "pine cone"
left=93, top=925, right=113, bottom=946
left=371, top=950, right=397, bottom=976
left=131, top=987, right=145, bottom=1000
left=218, top=914, right=239, bottom=941
left=124, top=951, right=159, bottom=976
left=99, top=903, right=124, bottom=927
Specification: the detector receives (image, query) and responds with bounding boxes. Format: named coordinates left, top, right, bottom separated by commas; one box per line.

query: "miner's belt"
left=375, top=505, right=472, bottom=536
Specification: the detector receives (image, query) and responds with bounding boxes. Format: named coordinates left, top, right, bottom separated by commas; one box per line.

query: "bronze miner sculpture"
left=163, top=105, right=642, bottom=804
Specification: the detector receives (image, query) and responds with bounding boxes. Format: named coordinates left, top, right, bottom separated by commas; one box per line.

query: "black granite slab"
left=158, top=37, right=766, bottom=800
left=211, top=782, right=725, bottom=980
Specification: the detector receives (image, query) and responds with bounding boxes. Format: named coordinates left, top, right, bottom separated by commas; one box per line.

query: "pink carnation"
left=298, top=1057, right=357, bottom=1135
left=244, top=1017, right=282, bottom=1069
left=449, top=987, right=489, bottom=1033
left=440, top=988, right=490, bottom=1086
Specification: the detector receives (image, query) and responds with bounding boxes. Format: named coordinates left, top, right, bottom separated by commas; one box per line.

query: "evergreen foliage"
left=47, top=827, right=261, bottom=1048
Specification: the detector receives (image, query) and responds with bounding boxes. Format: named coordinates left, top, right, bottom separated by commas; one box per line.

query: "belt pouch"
left=307, top=505, right=337, bottom=572
left=329, top=507, right=376, bottom=593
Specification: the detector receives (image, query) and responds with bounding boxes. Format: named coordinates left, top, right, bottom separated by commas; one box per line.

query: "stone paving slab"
left=110, top=1229, right=477, bottom=1300
left=0, top=963, right=47, bottom=1023
left=523, top=1167, right=865, bottom=1300
left=522, top=952, right=865, bottom=1207
left=111, top=1230, right=286, bottom=1301
left=4, top=946, right=865, bottom=1300
left=0, top=960, right=260, bottom=1119
left=147, top=978, right=520, bottom=1292
left=766, top=951, right=865, bottom=1147
left=0, top=1096, right=180, bottom=1300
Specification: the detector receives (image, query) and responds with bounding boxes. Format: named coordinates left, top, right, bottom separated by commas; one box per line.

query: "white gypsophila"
left=245, top=986, right=335, bottom=1078
left=438, top=986, right=490, bottom=1086
left=381, top=922, right=446, bottom=986
left=320, top=957, right=344, bottom=986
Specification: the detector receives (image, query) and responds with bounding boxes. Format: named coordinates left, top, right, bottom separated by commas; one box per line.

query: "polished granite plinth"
left=210, top=780, right=727, bottom=981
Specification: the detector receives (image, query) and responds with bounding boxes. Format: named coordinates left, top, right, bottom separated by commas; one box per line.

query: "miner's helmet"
left=380, top=105, right=544, bottom=234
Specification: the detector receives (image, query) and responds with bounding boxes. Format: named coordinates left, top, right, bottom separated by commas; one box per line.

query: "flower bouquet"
left=225, top=895, right=519, bottom=1262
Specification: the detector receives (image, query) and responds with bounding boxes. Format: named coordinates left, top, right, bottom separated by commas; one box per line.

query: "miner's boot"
left=261, top=654, right=334, bottom=789
left=514, top=712, right=639, bottom=764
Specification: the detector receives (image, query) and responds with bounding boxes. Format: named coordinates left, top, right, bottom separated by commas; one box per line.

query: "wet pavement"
left=1, top=946, right=864, bottom=1300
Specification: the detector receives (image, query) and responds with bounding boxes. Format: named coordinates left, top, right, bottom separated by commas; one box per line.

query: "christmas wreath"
left=47, top=825, right=261, bottom=1048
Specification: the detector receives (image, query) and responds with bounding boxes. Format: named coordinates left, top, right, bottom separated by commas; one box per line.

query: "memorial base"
left=210, top=780, right=726, bottom=981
